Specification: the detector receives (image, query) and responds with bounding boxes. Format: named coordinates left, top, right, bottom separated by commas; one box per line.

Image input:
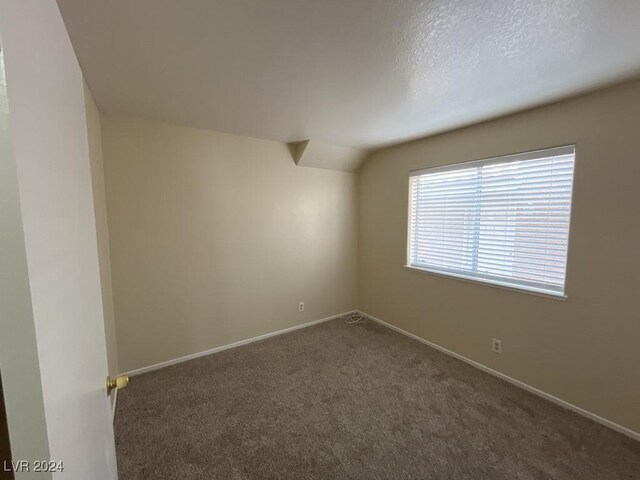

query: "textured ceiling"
left=58, top=0, right=640, bottom=149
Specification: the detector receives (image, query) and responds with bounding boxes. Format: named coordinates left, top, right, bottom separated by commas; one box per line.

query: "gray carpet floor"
left=115, top=317, right=640, bottom=479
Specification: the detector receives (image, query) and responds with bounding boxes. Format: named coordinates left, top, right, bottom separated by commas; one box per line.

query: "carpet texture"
left=115, top=318, right=640, bottom=479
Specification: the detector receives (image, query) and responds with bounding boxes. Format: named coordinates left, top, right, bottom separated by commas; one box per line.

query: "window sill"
left=403, top=265, right=568, bottom=301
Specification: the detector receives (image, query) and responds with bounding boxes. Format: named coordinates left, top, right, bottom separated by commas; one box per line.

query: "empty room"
left=0, top=0, right=639, bottom=479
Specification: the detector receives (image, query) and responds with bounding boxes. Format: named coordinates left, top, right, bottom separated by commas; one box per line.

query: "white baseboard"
left=125, top=310, right=357, bottom=377
left=359, top=310, right=640, bottom=442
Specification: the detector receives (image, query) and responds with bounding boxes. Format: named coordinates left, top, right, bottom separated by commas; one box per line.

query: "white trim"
left=124, top=311, right=357, bottom=377
left=403, top=265, right=568, bottom=300
left=111, top=388, right=118, bottom=424
left=359, top=310, right=640, bottom=442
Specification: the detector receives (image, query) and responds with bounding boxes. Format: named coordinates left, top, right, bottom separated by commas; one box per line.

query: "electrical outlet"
left=298, top=302, right=304, bottom=312
left=492, top=338, right=502, bottom=354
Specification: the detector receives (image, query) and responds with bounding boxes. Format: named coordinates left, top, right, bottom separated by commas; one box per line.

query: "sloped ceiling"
left=58, top=0, right=640, bottom=150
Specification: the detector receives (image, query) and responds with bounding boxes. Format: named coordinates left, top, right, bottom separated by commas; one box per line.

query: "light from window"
left=407, top=146, right=575, bottom=296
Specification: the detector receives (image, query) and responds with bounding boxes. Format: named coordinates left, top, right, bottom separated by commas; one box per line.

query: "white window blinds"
left=407, top=146, right=575, bottom=296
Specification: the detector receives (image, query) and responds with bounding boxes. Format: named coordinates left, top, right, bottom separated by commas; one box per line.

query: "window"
left=407, top=146, right=575, bottom=297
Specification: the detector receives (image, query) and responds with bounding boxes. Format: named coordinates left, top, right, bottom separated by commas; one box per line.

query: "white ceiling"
left=58, top=0, right=640, bottom=150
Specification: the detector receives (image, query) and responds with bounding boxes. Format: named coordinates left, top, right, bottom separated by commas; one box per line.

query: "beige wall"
left=84, top=81, right=119, bottom=400
left=359, top=80, right=640, bottom=433
left=101, top=115, right=358, bottom=373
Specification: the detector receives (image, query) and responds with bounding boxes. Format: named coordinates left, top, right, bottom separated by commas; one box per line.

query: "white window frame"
left=405, top=145, right=575, bottom=299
